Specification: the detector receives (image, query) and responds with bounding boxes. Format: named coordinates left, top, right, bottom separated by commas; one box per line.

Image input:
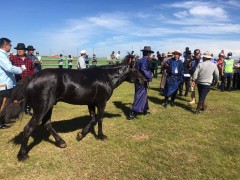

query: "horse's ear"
left=123, top=54, right=134, bottom=68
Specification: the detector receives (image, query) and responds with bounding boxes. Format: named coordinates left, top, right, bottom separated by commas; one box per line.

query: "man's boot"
left=195, top=101, right=203, bottom=114
left=128, top=111, right=136, bottom=120
left=188, top=98, right=196, bottom=105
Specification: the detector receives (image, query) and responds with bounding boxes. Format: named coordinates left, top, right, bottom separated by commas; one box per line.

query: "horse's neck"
left=108, top=65, right=129, bottom=89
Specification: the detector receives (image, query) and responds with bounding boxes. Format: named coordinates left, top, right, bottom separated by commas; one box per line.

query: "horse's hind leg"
left=17, top=115, right=40, bottom=161
left=77, top=105, right=97, bottom=141
left=96, top=103, right=108, bottom=141
left=42, top=108, right=67, bottom=148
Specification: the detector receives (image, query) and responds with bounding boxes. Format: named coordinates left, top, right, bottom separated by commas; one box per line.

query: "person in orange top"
left=217, top=53, right=225, bottom=87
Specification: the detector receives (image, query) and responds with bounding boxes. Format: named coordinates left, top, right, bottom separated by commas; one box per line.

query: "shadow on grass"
left=10, top=113, right=121, bottom=152
left=112, top=101, right=131, bottom=117
left=148, top=95, right=195, bottom=113
left=149, top=87, right=160, bottom=92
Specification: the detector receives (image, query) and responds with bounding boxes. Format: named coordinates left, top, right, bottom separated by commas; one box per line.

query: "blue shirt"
left=0, top=49, right=22, bottom=90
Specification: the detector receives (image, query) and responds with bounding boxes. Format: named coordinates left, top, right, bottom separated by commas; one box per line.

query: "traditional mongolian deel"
left=131, top=56, right=152, bottom=112
left=163, top=58, right=184, bottom=97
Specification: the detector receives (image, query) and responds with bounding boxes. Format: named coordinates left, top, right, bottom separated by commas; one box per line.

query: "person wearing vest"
left=221, top=52, right=234, bottom=91
left=0, top=38, right=25, bottom=128
left=192, top=51, right=219, bottom=114
left=162, top=49, right=184, bottom=108
left=128, top=46, right=153, bottom=120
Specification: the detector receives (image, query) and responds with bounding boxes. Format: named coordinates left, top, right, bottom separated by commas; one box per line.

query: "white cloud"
left=174, top=11, right=188, bottom=18
left=189, top=6, right=227, bottom=18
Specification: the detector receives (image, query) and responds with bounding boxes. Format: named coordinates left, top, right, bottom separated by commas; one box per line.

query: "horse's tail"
left=0, top=77, right=31, bottom=125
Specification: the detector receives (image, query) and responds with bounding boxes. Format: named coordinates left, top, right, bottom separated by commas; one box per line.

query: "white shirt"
left=116, top=53, right=121, bottom=60
left=77, top=56, right=86, bottom=69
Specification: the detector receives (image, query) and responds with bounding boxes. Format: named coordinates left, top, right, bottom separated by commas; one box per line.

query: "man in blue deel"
left=128, top=46, right=154, bottom=120
left=162, top=49, right=184, bottom=108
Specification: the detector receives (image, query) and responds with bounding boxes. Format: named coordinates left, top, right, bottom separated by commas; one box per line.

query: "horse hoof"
left=76, top=132, right=83, bottom=141
left=58, top=141, right=67, bottom=148
left=99, top=135, right=108, bottom=141
left=17, top=153, right=29, bottom=162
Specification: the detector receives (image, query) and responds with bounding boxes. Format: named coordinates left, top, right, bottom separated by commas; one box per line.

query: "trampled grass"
left=0, top=75, right=239, bottom=179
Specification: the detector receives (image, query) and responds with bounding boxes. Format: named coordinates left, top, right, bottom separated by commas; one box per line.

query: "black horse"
left=0, top=55, right=146, bottom=161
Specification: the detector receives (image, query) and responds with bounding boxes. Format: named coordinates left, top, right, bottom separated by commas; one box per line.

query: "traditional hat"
left=167, top=51, right=173, bottom=56
left=141, top=46, right=154, bottom=53
left=80, top=50, right=86, bottom=54
left=202, top=51, right=212, bottom=59
left=27, top=45, right=36, bottom=51
left=14, top=43, right=27, bottom=50
left=172, top=49, right=182, bottom=56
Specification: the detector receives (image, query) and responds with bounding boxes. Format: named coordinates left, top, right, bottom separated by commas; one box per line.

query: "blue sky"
left=2, top=0, right=240, bottom=57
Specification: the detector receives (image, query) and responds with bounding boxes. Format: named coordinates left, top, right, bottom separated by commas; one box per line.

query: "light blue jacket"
left=0, top=49, right=22, bottom=90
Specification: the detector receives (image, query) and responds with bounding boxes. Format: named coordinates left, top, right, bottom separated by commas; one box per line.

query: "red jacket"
left=10, top=55, right=35, bottom=82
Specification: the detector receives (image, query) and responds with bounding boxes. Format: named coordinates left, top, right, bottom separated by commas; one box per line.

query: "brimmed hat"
left=141, top=46, right=154, bottom=53
left=203, top=51, right=212, bottom=59
left=27, top=45, right=36, bottom=51
left=167, top=51, right=173, bottom=56
left=80, top=50, right=86, bottom=54
left=14, top=43, right=27, bottom=50
left=172, top=49, right=182, bottom=56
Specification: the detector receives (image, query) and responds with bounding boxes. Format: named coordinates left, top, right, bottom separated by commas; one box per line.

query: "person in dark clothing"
left=128, top=46, right=154, bottom=120
left=162, top=49, right=184, bottom=108
left=182, top=52, right=193, bottom=96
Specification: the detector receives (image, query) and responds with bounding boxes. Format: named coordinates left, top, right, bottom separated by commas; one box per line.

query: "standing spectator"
left=183, top=47, right=191, bottom=62
left=27, top=45, right=41, bottom=72
left=192, top=51, right=219, bottom=114
left=35, top=51, right=42, bottom=71
left=10, top=43, right=34, bottom=115
left=221, top=52, right=234, bottom=91
left=0, top=38, right=25, bottom=128
left=157, top=51, right=162, bottom=62
left=159, top=51, right=172, bottom=92
left=233, top=59, right=240, bottom=90
left=182, top=52, right=192, bottom=96
left=188, top=49, right=202, bottom=105
left=233, top=58, right=240, bottom=89
left=179, top=49, right=191, bottom=96
left=67, top=55, right=73, bottom=69
left=128, top=46, right=154, bottom=120
left=116, top=51, right=121, bottom=61
left=109, top=51, right=115, bottom=64
left=162, top=49, right=184, bottom=108
left=77, top=50, right=87, bottom=69
left=58, top=54, right=64, bottom=68
left=150, top=55, right=157, bottom=77
left=217, top=53, right=225, bottom=87
left=92, top=54, right=97, bottom=66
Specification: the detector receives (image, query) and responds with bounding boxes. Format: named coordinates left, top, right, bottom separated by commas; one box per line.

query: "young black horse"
left=0, top=55, right=146, bottom=161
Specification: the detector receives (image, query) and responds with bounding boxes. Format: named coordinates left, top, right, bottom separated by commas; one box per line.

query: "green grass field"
left=0, top=76, right=239, bottom=179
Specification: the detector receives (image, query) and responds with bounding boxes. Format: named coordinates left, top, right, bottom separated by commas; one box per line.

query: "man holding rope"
left=0, top=38, right=25, bottom=128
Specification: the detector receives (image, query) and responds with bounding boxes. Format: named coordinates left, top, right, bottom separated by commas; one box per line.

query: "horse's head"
left=127, top=68, right=147, bottom=85
left=122, top=54, right=147, bottom=85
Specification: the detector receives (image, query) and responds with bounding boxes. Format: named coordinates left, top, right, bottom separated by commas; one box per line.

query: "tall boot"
left=201, top=101, right=207, bottom=111
left=195, top=101, right=203, bottom=114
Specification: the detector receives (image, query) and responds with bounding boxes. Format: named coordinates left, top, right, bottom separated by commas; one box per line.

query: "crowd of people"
left=127, top=46, right=240, bottom=119
left=1, top=37, right=240, bottom=126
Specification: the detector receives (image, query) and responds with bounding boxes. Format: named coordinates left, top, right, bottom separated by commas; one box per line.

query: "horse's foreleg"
left=17, top=116, right=39, bottom=161
left=97, top=103, right=108, bottom=141
left=42, top=109, right=67, bottom=148
left=77, top=105, right=97, bottom=141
